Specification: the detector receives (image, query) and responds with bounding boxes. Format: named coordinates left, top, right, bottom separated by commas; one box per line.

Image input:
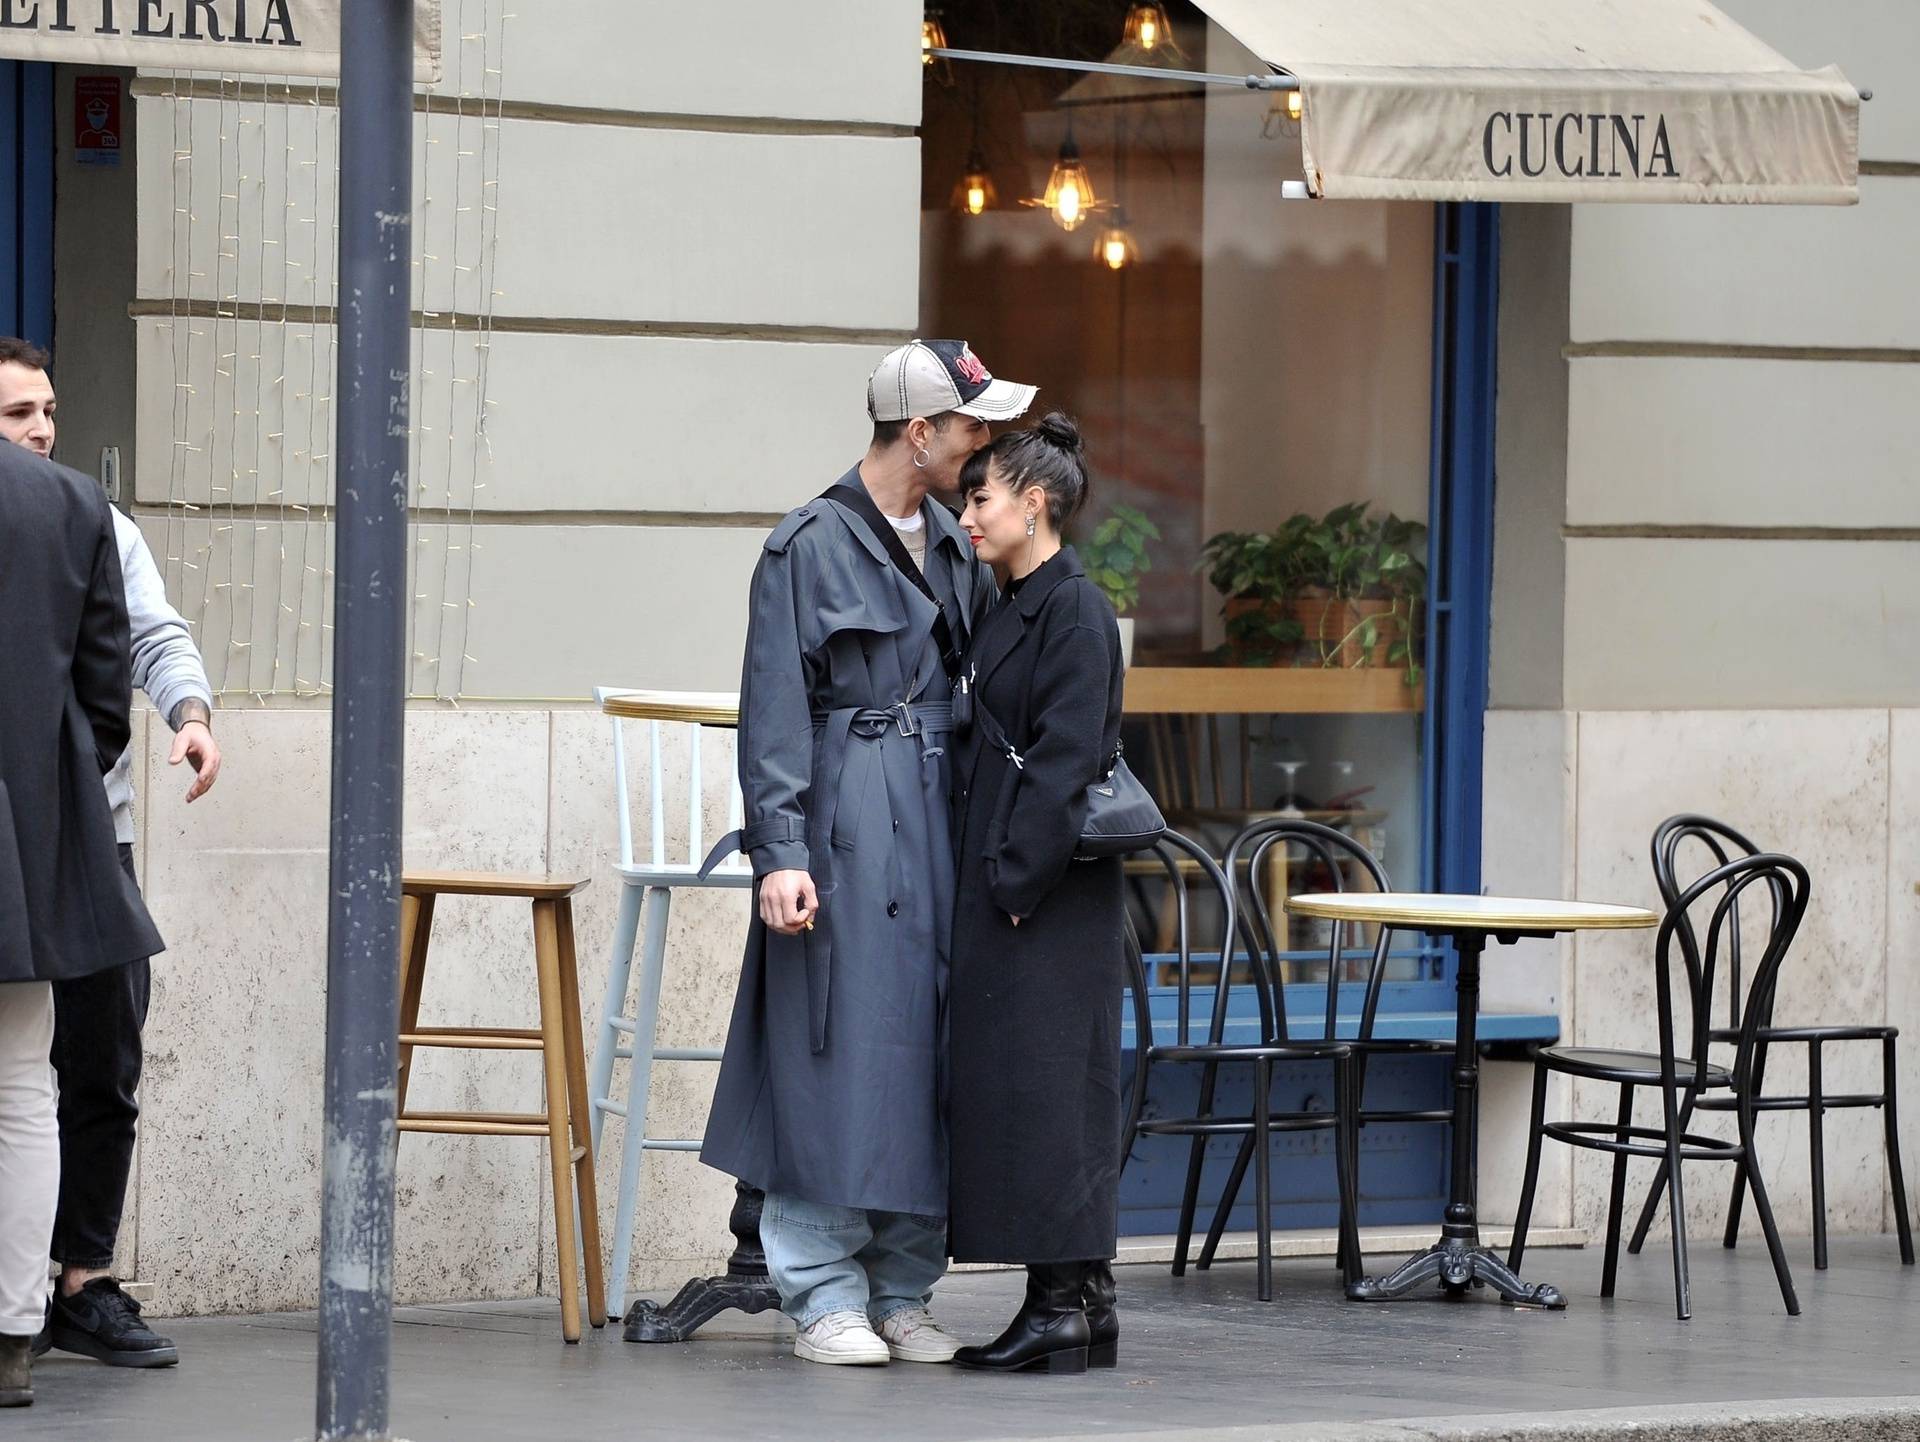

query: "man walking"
left=0, top=339, right=219, bottom=1369
left=0, top=435, right=164, bottom=1407
left=701, top=341, right=1034, bottom=1365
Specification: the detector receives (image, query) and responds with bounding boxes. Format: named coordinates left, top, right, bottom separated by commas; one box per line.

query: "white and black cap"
left=866, top=339, right=1037, bottom=424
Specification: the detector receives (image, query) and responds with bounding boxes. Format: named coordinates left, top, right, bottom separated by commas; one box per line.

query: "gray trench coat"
left=700, top=467, right=993, bottom=1217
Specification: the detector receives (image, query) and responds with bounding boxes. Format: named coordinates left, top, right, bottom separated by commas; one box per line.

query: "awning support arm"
left=931, top=46, right=1296, bottom=91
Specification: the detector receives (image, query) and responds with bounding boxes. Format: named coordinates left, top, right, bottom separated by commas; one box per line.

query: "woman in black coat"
left=947, top=414, right=1127, bottom=1374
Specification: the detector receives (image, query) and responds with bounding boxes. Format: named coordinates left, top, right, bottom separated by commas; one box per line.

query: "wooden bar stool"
left=396, top=870, right=607, bottom=1342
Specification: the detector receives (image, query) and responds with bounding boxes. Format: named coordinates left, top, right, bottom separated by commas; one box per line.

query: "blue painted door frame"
left=0, top=59, right=55, bottom=349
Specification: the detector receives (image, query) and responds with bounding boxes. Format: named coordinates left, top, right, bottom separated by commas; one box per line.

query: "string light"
left=921, top=12, right=947, bottom=64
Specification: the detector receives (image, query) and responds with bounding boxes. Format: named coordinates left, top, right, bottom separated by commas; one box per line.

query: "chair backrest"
left=1653, top=851, right=1810, bottom=1094
left=1132, top=828, right=1276, bottom=1049
left=1225, top=818, right=1391, bottom=1043
left=595, top=687, right=749, bottom=877
left=1650, top=813, right=1763, bottom=1029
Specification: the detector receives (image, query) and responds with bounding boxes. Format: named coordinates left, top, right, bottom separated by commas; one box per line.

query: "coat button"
left=887, top=900, right=899, bottom=918
left=892, top=818, right=899, bottom=831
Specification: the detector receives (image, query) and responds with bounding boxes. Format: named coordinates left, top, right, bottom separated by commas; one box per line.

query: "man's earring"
left=1025, top=513, right=1037, bottom=538
left=913, top=447, right=930, bottom=469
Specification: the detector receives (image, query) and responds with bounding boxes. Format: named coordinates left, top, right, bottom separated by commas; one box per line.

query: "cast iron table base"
left=1344, top=927, right=1567, bottom=1309
left=623, top=1181, right=781, bottom=1342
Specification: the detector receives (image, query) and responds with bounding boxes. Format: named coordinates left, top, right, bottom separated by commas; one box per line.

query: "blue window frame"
left=0, top=59, right=55, bottom=349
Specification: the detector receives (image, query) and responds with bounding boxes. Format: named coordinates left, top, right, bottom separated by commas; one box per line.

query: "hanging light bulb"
left=1287, top=89, right=1304, bottom=122
left=921, top=12, right=948, bottom=66
left=1095, top=221, right=1137, bottom=271
left=1120, top=3, right=1185, bottom=61
left=1022, top=130, right=1104, bottom=233
left=951, top=148, right=998, bottom=216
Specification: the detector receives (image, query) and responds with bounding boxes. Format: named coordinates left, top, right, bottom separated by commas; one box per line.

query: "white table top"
left=1286, top=892, right=1658, bottom=932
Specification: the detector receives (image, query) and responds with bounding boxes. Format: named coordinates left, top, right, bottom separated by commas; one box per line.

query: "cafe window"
left=922, top=5, right=1441, bottom=995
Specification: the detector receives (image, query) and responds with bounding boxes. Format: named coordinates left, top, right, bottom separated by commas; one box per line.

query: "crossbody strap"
left=821, top=481, right=961, bottom=679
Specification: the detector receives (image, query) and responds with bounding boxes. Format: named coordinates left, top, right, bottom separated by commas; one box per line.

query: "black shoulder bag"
left=965, top=683, right=1165, bottom=859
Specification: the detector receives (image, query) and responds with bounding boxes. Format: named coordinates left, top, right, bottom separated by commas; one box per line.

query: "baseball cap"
left=866, top=339, right=1037, bottom=424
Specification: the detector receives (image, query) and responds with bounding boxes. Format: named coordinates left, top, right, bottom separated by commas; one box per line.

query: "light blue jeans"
left=760, top=1191, right=949, bottom=1329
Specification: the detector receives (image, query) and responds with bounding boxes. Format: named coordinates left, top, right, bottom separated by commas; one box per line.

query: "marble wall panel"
left=1570, top=711, right=1891, bottom=1246
left=1887, top=712, right=1920, bottom=1235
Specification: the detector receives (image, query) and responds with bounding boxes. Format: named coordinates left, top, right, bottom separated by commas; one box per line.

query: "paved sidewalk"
left=20, top=1235, right=1920, bottom=1440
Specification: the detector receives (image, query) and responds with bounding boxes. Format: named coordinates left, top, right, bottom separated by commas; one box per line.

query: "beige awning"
left=0, top=3, right=442, bottom=83
left=1195, top=0, right=1860, bottom=204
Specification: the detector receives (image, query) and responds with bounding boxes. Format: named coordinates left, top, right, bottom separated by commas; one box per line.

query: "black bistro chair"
left=1624, top=814, right=1915, bottom=1270
left=1122, top=828, right=1361, bottom=1301
left=1507, top=852, right=1811, bottom=1319
left=1185, top=819, right=1453, bottom=1279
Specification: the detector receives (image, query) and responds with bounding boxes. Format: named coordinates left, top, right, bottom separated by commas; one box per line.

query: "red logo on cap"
left=954, top=346, right=990, bottom=386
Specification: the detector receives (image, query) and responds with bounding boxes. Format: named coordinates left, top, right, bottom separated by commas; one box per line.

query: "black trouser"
left=48, top=843, right=151, bottom=1271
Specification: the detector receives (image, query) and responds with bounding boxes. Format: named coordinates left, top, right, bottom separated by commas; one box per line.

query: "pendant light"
left=1120, top=3, right=1184, bottom=61
left=1262, top=87, right=1305, bottom=140
left=921, top=12, right=947, bottom=65
left=1023, top=126, right=1104, bottom=233
left=1095, top=216, right=1137, bottom=271
left=952, top=147, right=999, bottom=216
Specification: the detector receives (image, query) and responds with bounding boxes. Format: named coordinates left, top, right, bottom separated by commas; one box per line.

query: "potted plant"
left=1199, top=529, right=1306, bottom=666
left=1289, top=505, right=1427, bottom=677
left=1080, top=503, right=1160, bottom=665
left=1203, top=505, right=1427, bottom=682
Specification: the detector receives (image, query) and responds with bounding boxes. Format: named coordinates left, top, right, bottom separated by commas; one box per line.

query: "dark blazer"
left=0, top=443, right=164, bottom=982
left=947, top=545, right=1128, bottom=1263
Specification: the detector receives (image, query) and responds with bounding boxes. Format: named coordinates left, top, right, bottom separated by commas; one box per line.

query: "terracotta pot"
left=1221, top=597, right=1300, bottom=666
left=1284, top=596, right=1410, bottom=667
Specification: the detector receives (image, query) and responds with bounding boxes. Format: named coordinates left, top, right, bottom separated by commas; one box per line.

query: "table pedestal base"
left=622, top=1182, right=782, bottom=1343
left=1346, top=1234, right=1565, bottom=1308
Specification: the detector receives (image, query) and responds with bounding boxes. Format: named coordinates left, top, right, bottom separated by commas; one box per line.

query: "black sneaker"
left=48, top=1279, right=179, bottom=1368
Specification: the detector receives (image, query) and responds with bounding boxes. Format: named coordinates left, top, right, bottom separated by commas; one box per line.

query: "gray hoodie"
left=107, top=508, right=213, bottom=843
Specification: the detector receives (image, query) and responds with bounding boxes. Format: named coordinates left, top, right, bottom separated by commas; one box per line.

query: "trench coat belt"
left=696, top=697, right=953, bottom=1055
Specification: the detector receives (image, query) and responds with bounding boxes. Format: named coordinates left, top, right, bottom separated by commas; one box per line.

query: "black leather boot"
left=1083, top=1260, right=1118, bottom=1368
left=953, top=1263, right=1091, bottom=1374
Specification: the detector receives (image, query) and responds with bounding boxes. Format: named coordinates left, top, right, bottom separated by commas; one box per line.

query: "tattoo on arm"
left=170, top=698, right=213, bottom=732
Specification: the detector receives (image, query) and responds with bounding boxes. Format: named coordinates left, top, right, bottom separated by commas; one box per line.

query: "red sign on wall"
left=75, top=76, right=122, bottom=168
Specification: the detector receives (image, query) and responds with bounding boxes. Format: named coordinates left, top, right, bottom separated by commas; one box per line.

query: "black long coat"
left=0, top=444, right=164, bottom=983
left=947, top=547, right=1127, bottom=1263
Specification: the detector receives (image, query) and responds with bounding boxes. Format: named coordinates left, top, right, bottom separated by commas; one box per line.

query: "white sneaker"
left=794, top=1310, right=890, bottom=1366
left=874, top=1307, right=963, bottom=1363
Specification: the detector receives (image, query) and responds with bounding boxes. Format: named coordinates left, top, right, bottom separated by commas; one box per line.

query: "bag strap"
left=964, top=667, right=1120, bottom=779
left=821, top=481, right=961, bottom=679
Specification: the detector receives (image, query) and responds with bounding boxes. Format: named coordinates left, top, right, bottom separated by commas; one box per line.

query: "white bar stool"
left=586, top=687, right=752, bottom=1318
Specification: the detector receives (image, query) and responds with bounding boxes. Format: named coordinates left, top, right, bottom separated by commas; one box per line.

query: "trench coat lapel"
left=968, top=546, right=1084, bottom=690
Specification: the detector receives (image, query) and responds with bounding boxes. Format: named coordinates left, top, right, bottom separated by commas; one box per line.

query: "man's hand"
left=758, top=868, right=818, bottom=935
left=170, top=717, right=222, bottom=802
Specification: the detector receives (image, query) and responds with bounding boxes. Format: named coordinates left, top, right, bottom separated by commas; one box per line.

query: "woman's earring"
left=1025, top=512, right=1037, bottom=538
left=913, top=447, right=931, bottom=470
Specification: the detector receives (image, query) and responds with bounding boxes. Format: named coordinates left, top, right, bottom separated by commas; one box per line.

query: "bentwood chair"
left=1508, top=852, right=1811, bottom=1320
left=1624, top=815, right=1915, bottom=1271
left=1125, top=829, right=1361, bottom=1301
left=1187, top=819, right=1453, bottom=1277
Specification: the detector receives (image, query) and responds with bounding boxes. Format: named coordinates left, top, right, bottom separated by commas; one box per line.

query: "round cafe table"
left=1286, top=892, right=1658, bottom=1309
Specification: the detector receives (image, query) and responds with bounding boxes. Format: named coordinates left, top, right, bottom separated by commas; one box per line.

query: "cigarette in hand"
left=802, top=915, right=815, bottom=931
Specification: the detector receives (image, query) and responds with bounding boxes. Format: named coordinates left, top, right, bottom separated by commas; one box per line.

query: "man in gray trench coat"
left=702, top=341, right=1034, bottom=1366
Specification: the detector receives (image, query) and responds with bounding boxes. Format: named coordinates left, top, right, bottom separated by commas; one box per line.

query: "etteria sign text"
left=0, top=0, right=301, bottom=46
left=1483, top=111, right=1680, bottom=181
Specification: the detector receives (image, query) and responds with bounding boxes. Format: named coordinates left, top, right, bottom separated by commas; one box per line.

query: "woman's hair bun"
left=1035, top=411, right=1084, bottom=454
